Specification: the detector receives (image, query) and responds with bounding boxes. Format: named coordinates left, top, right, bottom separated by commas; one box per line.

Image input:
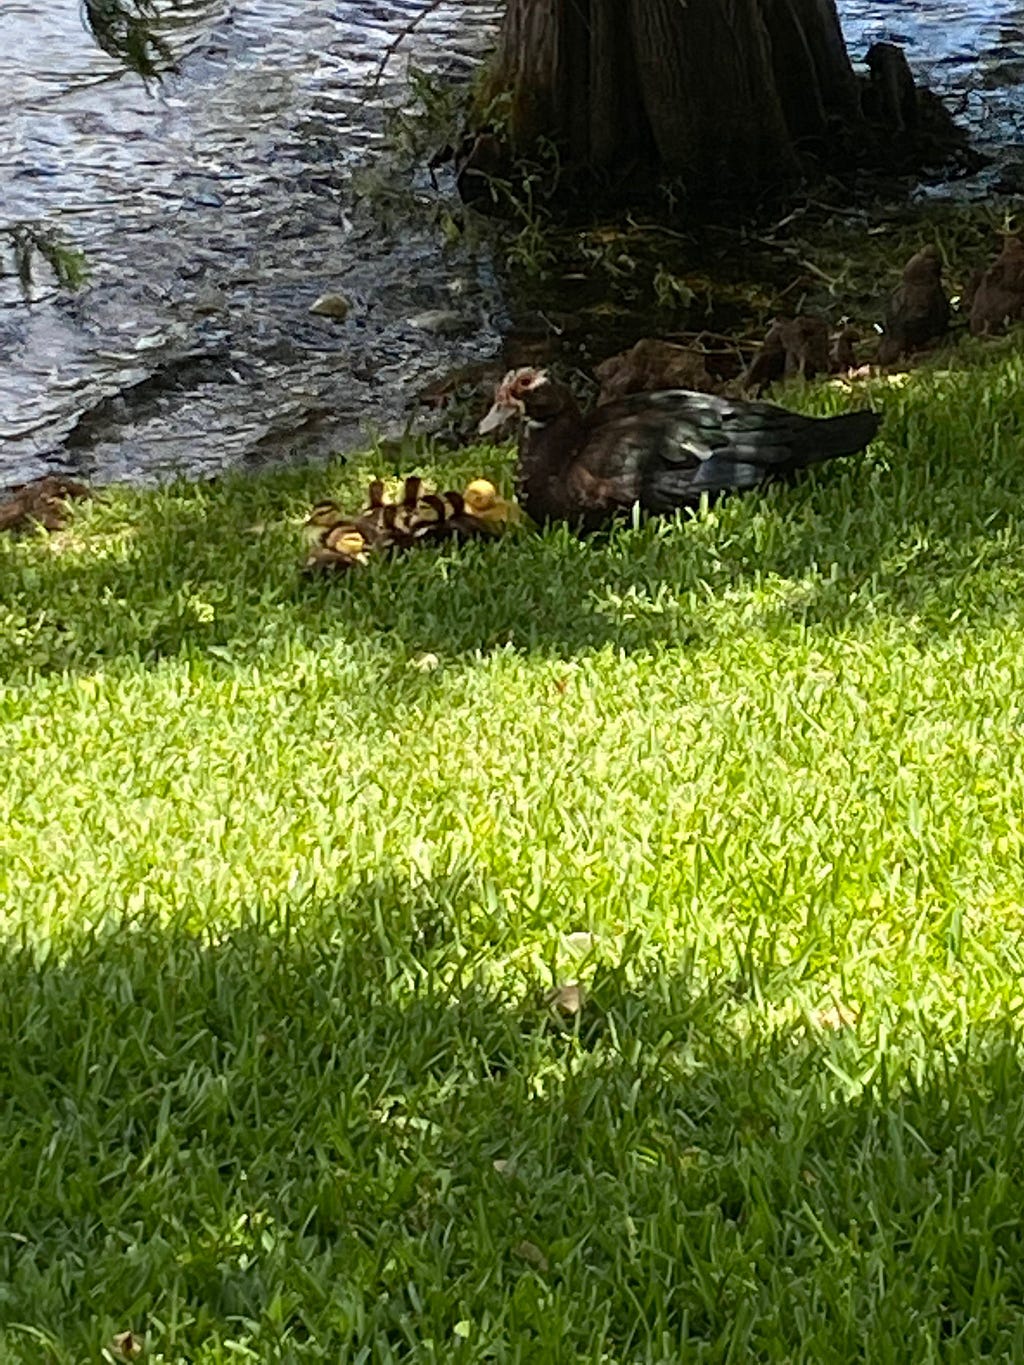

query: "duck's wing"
left=571, top=393, right=879, bottom=512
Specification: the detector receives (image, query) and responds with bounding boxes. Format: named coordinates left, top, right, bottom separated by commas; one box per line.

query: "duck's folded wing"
left=571, top=400, right=777, bottom=510
left=643, top=456, right=767, bottom=508
left=579, top=394, right=878, bottom=509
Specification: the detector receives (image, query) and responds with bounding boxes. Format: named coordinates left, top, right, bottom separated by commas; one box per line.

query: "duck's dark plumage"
left=479, top=369, right=882, bottom=529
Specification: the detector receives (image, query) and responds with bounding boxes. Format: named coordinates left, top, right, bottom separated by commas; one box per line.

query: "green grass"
left=5, top=348, right=1024, bottom=1361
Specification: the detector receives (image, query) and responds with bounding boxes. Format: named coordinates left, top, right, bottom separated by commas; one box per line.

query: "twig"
left=799, top=259, right=840, bottom=285
left=663, top=329, right=763, bottom=353
left=367, top=0, right=449, bottom=97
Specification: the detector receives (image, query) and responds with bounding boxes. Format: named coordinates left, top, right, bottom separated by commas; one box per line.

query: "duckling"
left=462, top=478, right=527, bottom=531
left=830, top=325, right=860, bottom=374
left=302, top=524, right=369, bottom=574
left=390, top=476, right=427, bottom=538
left=743, top=314, right=831, bottom=391
left=400, top=488, right=480, bottom=544
left=324, top=525, right=369, bottom=560
left=407, top=492, right=452, bottom=540
left=302, top=499, right=347, bottom=545
left=389, top=477, right=493, bottom=545
left=365, top=479, right=387, bottom=522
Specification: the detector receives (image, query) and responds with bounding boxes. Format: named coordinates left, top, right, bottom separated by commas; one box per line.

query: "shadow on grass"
left=4, top=357, right=1024, bottom=683
left=2, top=873, right=1024, bottom=1360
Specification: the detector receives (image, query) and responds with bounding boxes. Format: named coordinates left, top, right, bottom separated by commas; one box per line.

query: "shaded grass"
left=4, top=347, right=1024, bottom=1359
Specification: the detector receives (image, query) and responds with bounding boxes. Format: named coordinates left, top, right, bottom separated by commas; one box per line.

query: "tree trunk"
left=491, top=0, right=863, bottom=190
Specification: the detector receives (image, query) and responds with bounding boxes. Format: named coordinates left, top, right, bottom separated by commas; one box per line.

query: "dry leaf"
left=514, top=1239, right=549, bottom=1272
left=563, top=931, right=597, bottom=954
left=544, top=982, right=585, bottom=1015
left=409, top=653, right=440, bottom=672
left=110, top=1331, right=143, bottom=1359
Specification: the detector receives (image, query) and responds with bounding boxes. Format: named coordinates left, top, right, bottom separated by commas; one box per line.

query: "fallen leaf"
left=409, top=653, right=440, bottom=672
left=544, top=982, right=585, bottom=1015
left=563, top=931, right=597, bottom=954
left=514, top=1239, right=549, bottom=1272
left=110, top=1331, right=143, bottom=1359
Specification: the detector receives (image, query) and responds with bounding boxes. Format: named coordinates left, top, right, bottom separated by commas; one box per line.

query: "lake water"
left=1, top=0, right=1023, bottom=490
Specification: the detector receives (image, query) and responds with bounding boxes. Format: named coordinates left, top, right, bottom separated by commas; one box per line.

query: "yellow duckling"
left=462, top=478, right=527, bottom=531
left=303, top=524, right=369, bottom=575
left=302, top=499, right=346, bottom=546
left=324, top=526, right=368, bottom=561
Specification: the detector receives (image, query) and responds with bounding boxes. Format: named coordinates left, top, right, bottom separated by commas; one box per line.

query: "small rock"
left=193, top=285, right=228, bottom=315
left=309, top=292, right=350, bottom=320
left=408, top=309, right=470, bottom=336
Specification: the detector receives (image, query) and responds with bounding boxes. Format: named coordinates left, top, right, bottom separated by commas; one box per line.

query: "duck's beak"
left=477, top=400, right=519, bottom=435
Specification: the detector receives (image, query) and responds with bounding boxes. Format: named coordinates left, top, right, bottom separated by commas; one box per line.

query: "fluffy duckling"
left=402, top=488, right=482, bottom=544
left=462, top=478, right=527, bottom=531
left=364, top=479, right=388, bottom=523
left=302, top=499, right=346, bottom=546
left=301, top=473, right=518, bottom=573
left=303, top=524, right=369, bottom=574
left=325, top=526, right=369, bottom=559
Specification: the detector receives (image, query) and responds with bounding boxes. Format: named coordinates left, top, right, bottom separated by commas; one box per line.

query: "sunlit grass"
left=4, top=349, right=1024, bottom=1360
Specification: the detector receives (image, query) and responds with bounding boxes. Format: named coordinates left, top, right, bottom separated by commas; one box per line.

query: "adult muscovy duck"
left=478, top=367, right=882, bottom=530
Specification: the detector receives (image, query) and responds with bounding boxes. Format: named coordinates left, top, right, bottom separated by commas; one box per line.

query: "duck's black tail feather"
left=792, top=409, right=882, bottom=467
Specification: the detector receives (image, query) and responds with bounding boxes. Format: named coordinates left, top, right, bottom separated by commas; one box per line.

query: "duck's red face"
left=478, top=368, right=550, bottom=434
